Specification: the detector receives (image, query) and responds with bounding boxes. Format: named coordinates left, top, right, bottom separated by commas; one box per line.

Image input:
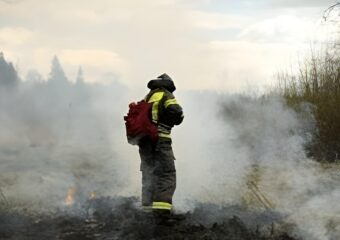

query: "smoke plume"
left=0, top=54, right=339, bottom=239
left=174, top=93, right=339, bottom=240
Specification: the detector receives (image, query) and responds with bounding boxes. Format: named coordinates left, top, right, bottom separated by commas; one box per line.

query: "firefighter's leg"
left=152, top=138, right=176, bottom=212
left=139, top=139, right=156, bottom=208
left=141, top=166, right=155, bottom=208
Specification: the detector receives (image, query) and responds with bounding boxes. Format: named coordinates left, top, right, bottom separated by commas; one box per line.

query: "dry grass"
left=274, top=46, right=340, bottom=161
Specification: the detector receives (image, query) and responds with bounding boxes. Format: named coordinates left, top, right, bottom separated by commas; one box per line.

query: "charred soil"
left=0, top=197, right=299, bottom=240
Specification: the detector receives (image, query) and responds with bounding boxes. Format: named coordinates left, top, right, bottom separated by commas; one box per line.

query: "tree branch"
left=323, top=2, right=340, bottom=21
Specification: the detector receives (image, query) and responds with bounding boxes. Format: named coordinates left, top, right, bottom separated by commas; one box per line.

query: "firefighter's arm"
left=164, top=98, right=184, bottom=126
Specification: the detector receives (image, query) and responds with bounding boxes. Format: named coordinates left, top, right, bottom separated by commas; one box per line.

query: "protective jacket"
left=145, top=76, right=183, bottom=137
left=139, top=73, right=183, bottom=212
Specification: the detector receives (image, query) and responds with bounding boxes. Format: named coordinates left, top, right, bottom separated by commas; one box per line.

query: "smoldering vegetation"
left=175, top=93, right=340, bottom=240
left=0, top=54, right=131, bottom=210
left=0, top=53, right=339, bottom=240
left=1, top=196, right=299, bottom=240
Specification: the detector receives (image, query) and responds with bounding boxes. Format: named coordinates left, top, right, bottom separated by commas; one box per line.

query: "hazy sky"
left=0, top=0, right=336, bottom=91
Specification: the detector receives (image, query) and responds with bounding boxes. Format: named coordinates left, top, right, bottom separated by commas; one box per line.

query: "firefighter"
left=139, top=73, right=184, bottom=219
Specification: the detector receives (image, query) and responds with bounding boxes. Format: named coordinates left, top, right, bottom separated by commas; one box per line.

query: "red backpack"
left=124, top=101, right=158, bottom=145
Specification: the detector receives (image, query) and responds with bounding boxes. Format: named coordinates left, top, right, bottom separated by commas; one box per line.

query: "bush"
left=275, top=46, right=340, bottom=161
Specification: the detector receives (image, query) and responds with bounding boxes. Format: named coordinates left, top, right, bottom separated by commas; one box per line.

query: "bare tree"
left=323, top=2, right=340, bottom=21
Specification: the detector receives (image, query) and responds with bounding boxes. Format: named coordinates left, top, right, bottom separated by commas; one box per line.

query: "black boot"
left=153, top=210, right=186, bottom=226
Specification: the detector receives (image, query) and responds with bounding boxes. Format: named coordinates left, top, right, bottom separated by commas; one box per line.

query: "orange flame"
left=89, top=191, right=96, bottom=199
left=64, top=186, right=76, bottom=206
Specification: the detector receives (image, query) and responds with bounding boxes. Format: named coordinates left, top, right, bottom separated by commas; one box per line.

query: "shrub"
left=275, top=47, right=340, bottom=161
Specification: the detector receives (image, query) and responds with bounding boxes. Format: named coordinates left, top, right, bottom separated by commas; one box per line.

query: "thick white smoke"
left=174, top=93, right=340, bottom=240
left=0, top=57, right=132, bottom=210
left=0, top=56, right=339, bottom=239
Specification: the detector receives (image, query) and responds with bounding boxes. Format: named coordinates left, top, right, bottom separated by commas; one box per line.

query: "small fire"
left=64, top=186, right=76, bottom=206
left=89, top=191, right=96, bottom=200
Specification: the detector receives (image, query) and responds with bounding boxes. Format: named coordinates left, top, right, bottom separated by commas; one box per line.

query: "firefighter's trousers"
left=139, top=137, right=176, bottom=211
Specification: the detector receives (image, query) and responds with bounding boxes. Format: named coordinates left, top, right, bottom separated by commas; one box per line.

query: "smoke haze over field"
left=1, top=1, right=340, bottom=239
left=0, top=55, right=131, bottom=208
left=0, top=54, right=340, bottom=239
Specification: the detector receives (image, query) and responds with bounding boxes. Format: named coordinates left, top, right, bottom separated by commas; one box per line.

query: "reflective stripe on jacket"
left=145, top=88, right=183, bottom=138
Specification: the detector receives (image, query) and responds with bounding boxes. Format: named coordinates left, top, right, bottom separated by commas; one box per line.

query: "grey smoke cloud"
left=0, top=57, right=132, bottom=210
left=173, top=93, right=339, bottom=240
left=0, top=55, right=339, bottom=239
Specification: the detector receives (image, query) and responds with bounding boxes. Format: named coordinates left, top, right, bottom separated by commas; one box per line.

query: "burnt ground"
left=0, top=197, right=299, bottom=240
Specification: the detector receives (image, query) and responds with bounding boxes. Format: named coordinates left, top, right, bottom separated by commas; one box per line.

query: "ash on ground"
left=0, top=197, right=299, bottom=240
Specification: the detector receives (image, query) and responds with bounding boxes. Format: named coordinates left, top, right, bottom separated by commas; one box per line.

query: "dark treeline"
left=0, top=52, right=18, bottom=89
left=0, top=53, right=127, bottom=148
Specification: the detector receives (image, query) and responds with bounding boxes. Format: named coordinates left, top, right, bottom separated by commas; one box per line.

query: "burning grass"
left=0, top=196, right=299, bottom=240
